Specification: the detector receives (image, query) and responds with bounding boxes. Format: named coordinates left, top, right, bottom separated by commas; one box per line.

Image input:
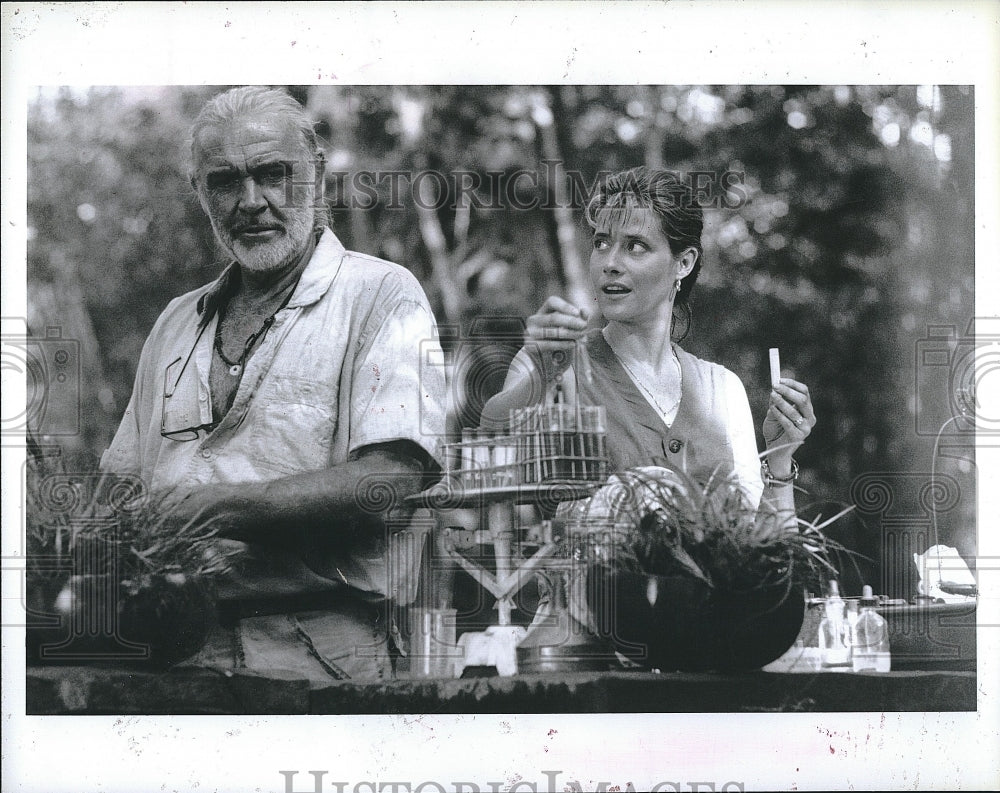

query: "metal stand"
left=408, top=482, right=595, bottom=630
left=404, top=403, right=611, bottom=676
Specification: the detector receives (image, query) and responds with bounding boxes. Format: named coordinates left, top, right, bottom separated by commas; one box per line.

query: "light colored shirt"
left=716, top=366, right=765, bottom=508
left=101, top=228, right=446, bottom=596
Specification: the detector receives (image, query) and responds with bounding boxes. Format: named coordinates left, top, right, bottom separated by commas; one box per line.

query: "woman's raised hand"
left=525, top=296, right=591, bottom=382
left=762, top=378, right=816, bottom=461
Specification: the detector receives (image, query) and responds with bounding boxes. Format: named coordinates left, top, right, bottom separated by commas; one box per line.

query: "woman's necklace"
left=604, top=330, right=683, bottom=426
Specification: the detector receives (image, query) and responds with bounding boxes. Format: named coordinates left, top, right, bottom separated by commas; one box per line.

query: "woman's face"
left=589, top=206, right=696, bottom=328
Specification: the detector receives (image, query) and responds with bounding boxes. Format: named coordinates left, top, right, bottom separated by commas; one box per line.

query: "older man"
left=101, top=86, right=446, bottom=680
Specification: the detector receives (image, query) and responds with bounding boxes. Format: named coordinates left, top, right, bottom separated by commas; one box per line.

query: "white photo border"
left=3, top=2, right=998, bottom=792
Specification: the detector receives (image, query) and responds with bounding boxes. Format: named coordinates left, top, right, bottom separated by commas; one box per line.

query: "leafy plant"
left=26, top=440, right=239, bottom=601
left=561, top=465, right=856, bottom=600
left=26, top=440, right=242, bottom=666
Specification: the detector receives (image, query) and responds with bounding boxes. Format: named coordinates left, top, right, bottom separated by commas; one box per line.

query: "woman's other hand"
left=525, top=295, right=591, bottom=382
left=762, top=378, right=816, bottom=464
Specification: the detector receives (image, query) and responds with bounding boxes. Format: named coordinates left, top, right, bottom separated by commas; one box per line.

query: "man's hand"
left=154, top=482, right=241, bottom=534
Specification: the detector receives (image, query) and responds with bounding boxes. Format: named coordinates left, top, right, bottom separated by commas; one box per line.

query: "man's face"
left=193, top=113, right=319, bottom=274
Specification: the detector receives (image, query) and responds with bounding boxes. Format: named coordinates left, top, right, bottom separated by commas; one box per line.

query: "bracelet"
left=761, top=457, right=799, bottom=487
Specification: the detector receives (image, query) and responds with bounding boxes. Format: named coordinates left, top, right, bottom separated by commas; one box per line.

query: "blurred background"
left=24, top=84, right=976, bottom=596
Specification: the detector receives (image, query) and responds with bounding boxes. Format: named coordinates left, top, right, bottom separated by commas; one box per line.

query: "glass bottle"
left=818, top=580, right=850, bottom=668
left=852, top=585, right=891, bottom=673
left=845, top=600, right=859, bottom=663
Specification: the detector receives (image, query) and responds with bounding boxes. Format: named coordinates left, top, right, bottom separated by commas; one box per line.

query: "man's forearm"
left=169, top=446, right=426, bottom=548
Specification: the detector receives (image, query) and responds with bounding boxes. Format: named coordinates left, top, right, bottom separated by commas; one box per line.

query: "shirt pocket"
left=249, top=376, right=339, bottom=475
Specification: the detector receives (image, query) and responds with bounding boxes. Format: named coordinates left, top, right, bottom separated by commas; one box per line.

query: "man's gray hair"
left=190, top=85, right=321, bottom=164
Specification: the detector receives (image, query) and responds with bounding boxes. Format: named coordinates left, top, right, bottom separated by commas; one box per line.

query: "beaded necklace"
left=213, top=313, right=278, bottom=377
left=213, top=276, right=300, bottom=378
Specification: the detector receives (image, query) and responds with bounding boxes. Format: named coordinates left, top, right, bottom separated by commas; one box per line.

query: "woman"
left=479, top=167, right=820, bottom=672
left=481, top=166, right=817, bottom=517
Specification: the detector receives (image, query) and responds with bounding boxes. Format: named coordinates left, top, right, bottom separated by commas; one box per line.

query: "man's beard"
left=215, top=208, right=315, bottom=274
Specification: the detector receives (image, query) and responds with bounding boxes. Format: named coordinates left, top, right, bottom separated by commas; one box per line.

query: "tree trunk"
left=532, top=90, right=590, bottom=309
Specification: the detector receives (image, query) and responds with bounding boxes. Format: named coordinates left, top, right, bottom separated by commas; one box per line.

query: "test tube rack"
left=444, top=405, right=609, bottom=491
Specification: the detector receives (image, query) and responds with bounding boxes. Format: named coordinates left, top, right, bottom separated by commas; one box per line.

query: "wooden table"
left=25, top=665, right=977, bottom=714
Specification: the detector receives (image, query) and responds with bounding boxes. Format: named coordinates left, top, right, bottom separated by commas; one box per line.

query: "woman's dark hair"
left=585, top=166, right=704, bottom=338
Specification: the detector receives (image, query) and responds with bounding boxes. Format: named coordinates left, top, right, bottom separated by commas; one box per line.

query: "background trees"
left=26, top=84, right=976, bottom=594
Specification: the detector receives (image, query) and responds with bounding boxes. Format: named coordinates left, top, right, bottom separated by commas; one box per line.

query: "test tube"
left=576, top=337, right=594, bottom=386
left=769, top=348, right=781, bottom=389
left=493, top=439, right=515, bottom=487
left=460, top=429, right=473, bottom=486
left=519, top=407, right=532, bottom=483
left=535, top=411, right=545, bottom=482
left=475, top=431, right=490, bottom=488
left=443, top=442, right=455, bottom=478
left=593, top=407, right=607, bottom=479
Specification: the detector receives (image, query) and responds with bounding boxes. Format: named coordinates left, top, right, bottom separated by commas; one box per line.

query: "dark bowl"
left=586, top=566, right=805, bottom=672
left=27, top=573, right=214, bottom=669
